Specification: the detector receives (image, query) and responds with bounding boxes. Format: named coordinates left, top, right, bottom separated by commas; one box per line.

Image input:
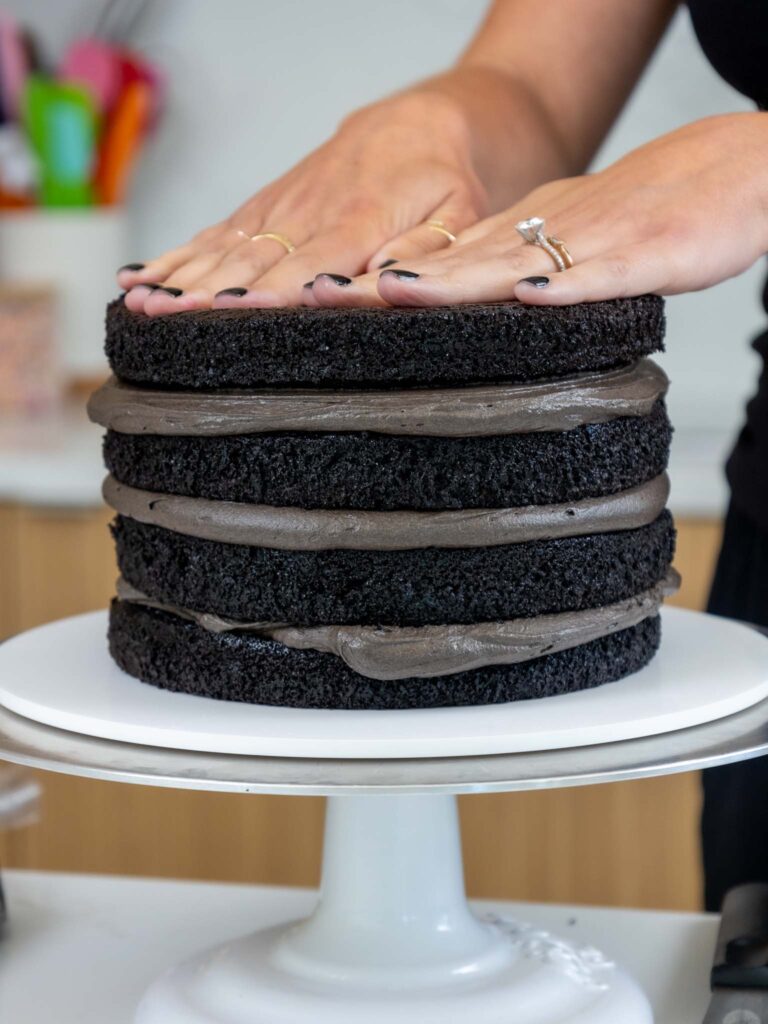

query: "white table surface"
left=1, top=870, right=716, bottom=1023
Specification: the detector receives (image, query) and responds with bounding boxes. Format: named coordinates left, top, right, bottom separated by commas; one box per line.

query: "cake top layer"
left=105, top=295, right=665, bottom=390
left=105, top=299, right=663, bottom=393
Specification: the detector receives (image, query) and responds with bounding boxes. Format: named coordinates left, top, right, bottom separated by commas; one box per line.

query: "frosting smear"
left=118, top=571, right=679, bottom=681
left=104, top=473, right=670, bottom=551
left=89, top=359, right=668, bottom=438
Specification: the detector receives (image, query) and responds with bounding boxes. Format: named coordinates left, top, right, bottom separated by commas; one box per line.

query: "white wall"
left=12, top=0, right=765, bottom=446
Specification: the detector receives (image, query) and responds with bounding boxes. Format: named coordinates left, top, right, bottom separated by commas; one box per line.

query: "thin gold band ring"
left=548, top=236, right=574, bottom=269
left=426, top=219, right=457, bottom=243
left=236, top=230, right=296, bottom=254
left=515, top=217, right=574, bottom=272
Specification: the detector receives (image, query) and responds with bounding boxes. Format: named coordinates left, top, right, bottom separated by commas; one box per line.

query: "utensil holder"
left=0, top=208, right=127, bottom=382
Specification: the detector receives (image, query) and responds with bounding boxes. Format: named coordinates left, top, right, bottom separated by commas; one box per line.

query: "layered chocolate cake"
left=89, top=295, right=677, bottom=710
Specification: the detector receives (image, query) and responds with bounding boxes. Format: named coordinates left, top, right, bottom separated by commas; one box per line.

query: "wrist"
left=747, top=112, right=768, bottom=249
left=339, top=89, right=474, bottom=161
left=416, top=67, right=575, bottom=209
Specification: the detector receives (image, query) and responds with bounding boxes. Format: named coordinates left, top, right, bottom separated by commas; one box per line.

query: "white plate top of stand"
left=0, top=607, right=767, bottom=761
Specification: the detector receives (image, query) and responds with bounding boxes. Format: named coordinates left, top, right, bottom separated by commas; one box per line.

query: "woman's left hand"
left=307, top=113, right=768, bottom=309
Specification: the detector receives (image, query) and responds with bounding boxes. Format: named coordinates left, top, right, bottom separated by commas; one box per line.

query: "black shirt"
left=688, top=0, right=768, bottom=528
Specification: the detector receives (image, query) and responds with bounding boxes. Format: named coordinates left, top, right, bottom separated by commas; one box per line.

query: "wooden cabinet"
left=0, top=506, right=723, bottom=910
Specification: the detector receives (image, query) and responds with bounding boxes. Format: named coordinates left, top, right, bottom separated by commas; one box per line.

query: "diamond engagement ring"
left=515, top=217, right=574, bottom=272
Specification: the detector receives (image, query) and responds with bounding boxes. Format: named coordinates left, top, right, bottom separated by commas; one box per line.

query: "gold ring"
left=548, top=236, right=574, bottom=269
left=236, top=229, right=296, bottom=254
left=425, top=219, right=457, bottom=243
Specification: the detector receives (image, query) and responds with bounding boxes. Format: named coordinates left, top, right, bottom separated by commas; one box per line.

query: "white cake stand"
left=1, top=607, right=767, bottom=1024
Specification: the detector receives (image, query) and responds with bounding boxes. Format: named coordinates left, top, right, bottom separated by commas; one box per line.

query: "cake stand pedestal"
left=1, top=610, right=768, bottom=1023
left=135, top=792, right=648, bottom=1024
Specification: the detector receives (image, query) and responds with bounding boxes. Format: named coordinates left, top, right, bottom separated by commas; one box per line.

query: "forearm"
left=372, top=0, right=679, bottom=212
left=410, top=66, right=573, bottom=211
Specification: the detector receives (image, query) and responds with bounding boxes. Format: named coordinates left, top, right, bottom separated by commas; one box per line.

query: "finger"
left=118, top=227, right=249, bottom=314
left=375, top=245, right=555, bottom=306
left=142, top=285, right=214, bottom=316
left=154, top=232, right=306, bottom=313
left=217, top=221, right=387, bottom=308
left=311, top=269, right=387, bottom=308
left=300, top=280, right=323, bottom=307
left=127, top=244, right=256, bottom=315
left=365, top=195, right=478, bottom=272
left=307, top=218, right=468, bottom=308
left=158, top=250, right=234, bottom=291
left=453, top=179, right=580, bottom=248
left=115, top=222, right=231, bottom=290
left=123, top=284, right=160, bottom=312
left=125, top=281, right=207, bottom=316
left=513, top=244, right=669, bottom=305
left=116, top=247, right=195, bottom=290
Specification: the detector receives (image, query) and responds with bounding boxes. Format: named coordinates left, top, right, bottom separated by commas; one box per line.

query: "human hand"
left=117, top=92, right=487, bottom=316
left=308, top=114, right=768, bottom=309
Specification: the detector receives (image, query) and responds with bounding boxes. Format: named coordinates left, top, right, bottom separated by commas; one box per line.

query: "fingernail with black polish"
left=156, top=286, right=183, bottom=297
left=119, top=262, right=145, bottom=272
left=216, top=287, right=248, bottom=298
left=519, top=276, right=550, bottom=288
left=379, top=258, right=399, bottom=269
left=303, top=280, right=315, bottom=289
left=317, top=273, right=352, bottom=286
left=380, top=269, right=419, bottom=280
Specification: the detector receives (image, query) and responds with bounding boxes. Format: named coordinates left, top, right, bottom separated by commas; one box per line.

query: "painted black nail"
left=519, top=276, right=550, bottom=288
left=303, top=280, right=315, bottom=289
left=380, top=269, right=419, bottom=280
left=216, top=287, right=248, bottom=298
left=379, top=258, right=399, bottom=269
left=317, top=273, right=352, bottom=286
left=119, top=262, right=145, bottom=272
left=156, top=286, right=183, bottom=297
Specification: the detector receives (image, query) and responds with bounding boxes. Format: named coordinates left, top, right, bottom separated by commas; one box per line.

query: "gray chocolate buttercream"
left=117, top=571, right=680, bottom=680
left=104, top=473, right=670, bottom=551
left=89, top=359, right=668, bottom=438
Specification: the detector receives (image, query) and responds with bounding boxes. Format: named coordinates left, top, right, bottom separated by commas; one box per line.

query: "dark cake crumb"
left=105, top=295, right=665, bottom=390
left=113, top=510, right=675, bottom=626
left=103, top=294, right=673, bottom=708
left=109, top=599, right=661, bottom=710
left=104, top=400, right=671, bottom=511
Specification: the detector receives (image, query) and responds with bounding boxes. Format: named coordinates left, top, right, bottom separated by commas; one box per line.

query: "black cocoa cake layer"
left=109, top=599, right=661, bottom=710
left=103, top=401, right=671, bottom=511
left=113, top=511, right=675, bottom=626
left=105, top=295, right=665, bottom=389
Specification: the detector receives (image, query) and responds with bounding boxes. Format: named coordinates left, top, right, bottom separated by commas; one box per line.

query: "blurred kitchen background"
left=0, top=0, right=761, bottom=910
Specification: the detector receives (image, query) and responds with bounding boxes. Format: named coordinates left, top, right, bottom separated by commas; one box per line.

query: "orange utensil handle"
left=95, top=79, right=150, bottom=205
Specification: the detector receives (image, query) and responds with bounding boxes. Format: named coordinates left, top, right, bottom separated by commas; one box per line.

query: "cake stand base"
left=135, top=794, right=652, bottom=1024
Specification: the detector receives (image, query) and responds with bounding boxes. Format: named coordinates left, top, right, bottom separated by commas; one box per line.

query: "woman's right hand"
left=118, top=91, right=488, bottom=315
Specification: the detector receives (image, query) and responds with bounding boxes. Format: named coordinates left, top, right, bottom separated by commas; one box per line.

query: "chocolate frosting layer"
left=104, top=473, right=670, bottom=551
left=117, top=571, right=679, bottom=680
left=89, top=359, right=668, bottom=438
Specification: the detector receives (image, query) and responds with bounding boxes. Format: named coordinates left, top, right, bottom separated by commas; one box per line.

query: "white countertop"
left=1, top=870, right=717, bottom=1023
left=667, top=427, right=733, bottom=519
left=0, top=404, right=736, bottom=517
left=0, top=404, right=104, bottom=508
